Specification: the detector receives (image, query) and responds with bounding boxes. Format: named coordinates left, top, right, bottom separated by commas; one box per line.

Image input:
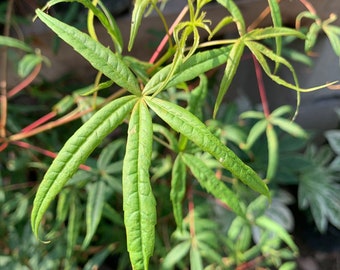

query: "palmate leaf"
left=266, top=124, right=278, bottom=180
left=31, top=95, right=137, bottom=239
left=122, top=100, right=156, bottom=270
left=35, top=9, right=140, bottom=96
left=182, top=153, right=245, bottom=217
left=145, top=97, right=269, bottom=197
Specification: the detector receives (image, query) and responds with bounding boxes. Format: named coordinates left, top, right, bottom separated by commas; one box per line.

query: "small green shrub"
left=1, top=0, right=339, bottom=269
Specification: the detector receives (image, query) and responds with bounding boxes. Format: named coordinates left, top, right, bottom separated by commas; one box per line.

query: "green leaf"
left=268, top=0, right=282, bottom=72
left=82, top=179, right=107, bottom=249
left=66, top=193, right=82, bottom=259
left=35, top=9, right=140, bottom=95
left=270, top=117, right=307, bottom=138
left=143, top=46, right=232, bottom=96
left=97, top=139, right=125, bottom=170
left=123, top=100, right=156, bottom=270
left=129, top=0, right=155, bottom=51
left=214, top=40, right=245, bottom=117
left=228, top=216, right=252, bottom=252
left=216, top=0, right=245, bottom=36
left=18, top=54, right=43, bottom=78
left=187, top=75, right=208, bottom=119
left=182, top=153, right=245, bottom=217
left=266, top=124, right=278, bottom=180
left=146, top=97, right=269, bottom=197
left=279, top=261, right=297, bottom=270
left=246, top=27, right=305, bottom=41
left=190, top=246, right=203, bottom=270
left=270, top=105, right=292, bottom=117
left=171, top=155, right=187, bottom=230
left=41, top=0, right=123, bottom=52
left=256, top=216, right=298, bottom=253
left=162, top=241, right=191, bottom=269
left=0, top=35, right=33, bottom=52
left=245, top=119, right=267, bottom=149
left=323, top=25, right=340, bottom=57
left=305, top=22, right=321, bottom=52
left=325, top=130, right=340, bottom=155
left=31, top=95, right=137, bottom=239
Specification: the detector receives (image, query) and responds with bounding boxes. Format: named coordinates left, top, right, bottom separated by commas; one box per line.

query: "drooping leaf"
left=31, top=95, right=137, bottom=239
left=171, top=154, right=187, bottom=230
left=122, top=100, right=156, bottom=270
left=182, top=153, right=245, bottom=217
left=143, top=46, right=232, bottom=96
left=146, top=97, right=269, bottom=197
left=35, top=9, right=140, bottom=95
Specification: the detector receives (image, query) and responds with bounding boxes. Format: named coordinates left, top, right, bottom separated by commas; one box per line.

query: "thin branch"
left=0, top=0, right=14, bottom=138
left=149, top=5, right=189, bottom=64
left=7, top=62, right=42, bottom=98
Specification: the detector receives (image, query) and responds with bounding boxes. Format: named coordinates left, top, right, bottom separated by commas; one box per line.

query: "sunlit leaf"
left=216, top=0, right=245, bottom=36
left=214, top=40, right=245, bottom=117
left=123, top=100, right=156, bottom=270
left=143, top=45, right=232, bottom=96
left=129, top=0, right=156, bottom=50
left=35, top=9, right=140, bottom=95
left=31, top=96, right=137, bottom=239
left=146, top=97, right=269, bottom=197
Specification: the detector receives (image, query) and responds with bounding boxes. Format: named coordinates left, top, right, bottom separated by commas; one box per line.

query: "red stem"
left=252, top=54, right=270, bottom=118
left=8, top=62, right=42, bottom=98
left=149, top=5, right=189, bottom=64
left=21, top=111, right=57, bottom=133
